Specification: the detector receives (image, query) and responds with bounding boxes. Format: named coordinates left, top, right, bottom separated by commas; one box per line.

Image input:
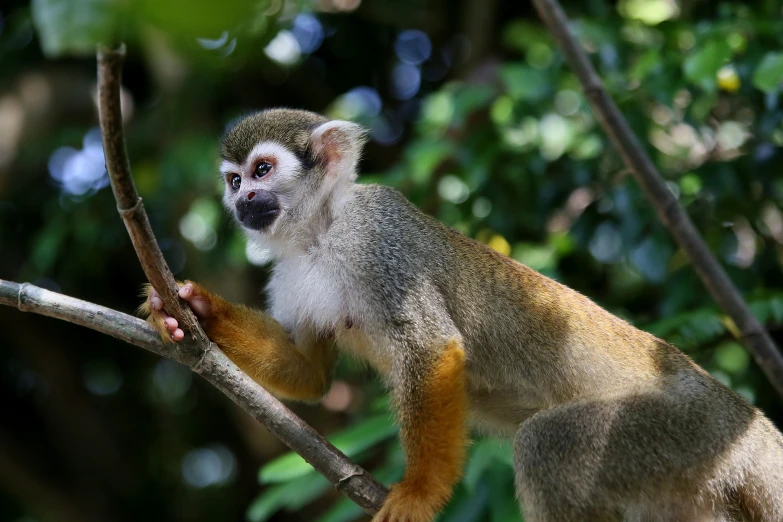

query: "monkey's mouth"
left=235, top=189, right=282, bottom=231
left=239, top=208, right=281, bottom=231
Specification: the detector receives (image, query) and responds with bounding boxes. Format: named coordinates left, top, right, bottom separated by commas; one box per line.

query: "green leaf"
left=629, top=49, right=661, bottom=81
left=502, top=20, right=550, bottom=52
left=645, top=308, right=725, bottom=349
left=486, top=466, right=523, bottom=522
left=136, top=0, right=262, bottom=45
left=451, top=85, right=496, bottom=122
left=259, top=415, right=397, bottom=484
left=329, top=414, right=398, bottom=457
left=317, top=497, right=365, bottom=522
left=752, top=52, right=783, bottom=93
left=683, top=41, right=732, bottom=92
left=247, top=472, right=330, bottom=522
left=463, top=440, right=514, bottom=493
left=420, top=91, right=456, bottom=135
left=439, top=482, right=491, bottom=522
left=770, top=297, right=783, bottom=324
left=405, top=140, right=455, bottom=186
left=619, top=0, right=679, bottom=25
left=31, top=0, right=118, bottom=57
left=500, top=64, right=549, bottom=102
left=750, top=299, right=771, bottom=325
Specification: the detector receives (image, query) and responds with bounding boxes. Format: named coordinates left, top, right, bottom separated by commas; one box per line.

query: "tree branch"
left=0, top=43, right=388, bottom=516
left=531, top=0, right=783, bottom=399
left=100, top=45, right=388, bottom=512
left=97, top=45, right=205, bottom=345
left=0, top=280, right=388, bottom=513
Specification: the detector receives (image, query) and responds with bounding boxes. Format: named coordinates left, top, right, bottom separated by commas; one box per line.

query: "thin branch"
left=97, top=45, right=204, bottom=343
left=93, top=45, right=389, bottom=512
left=531, top=0, right=783, bottom=399
left=0, top=279, right=388, bottom=513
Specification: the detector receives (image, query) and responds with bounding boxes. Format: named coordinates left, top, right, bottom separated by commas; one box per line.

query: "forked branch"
left=95, top=45, right=388, bottom=513
left=0, top=44, right=389, bottom=516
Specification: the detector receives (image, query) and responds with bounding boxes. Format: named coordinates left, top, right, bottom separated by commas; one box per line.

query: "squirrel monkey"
left=141, top=109, right=783, bottom=522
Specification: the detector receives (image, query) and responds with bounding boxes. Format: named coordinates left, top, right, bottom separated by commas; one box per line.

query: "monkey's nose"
left=235, top=189, right=280, bottom=231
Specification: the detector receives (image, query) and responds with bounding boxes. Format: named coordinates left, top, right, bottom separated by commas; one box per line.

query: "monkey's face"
left=219, top=109, right=367, bottom=243
left=220, top=141, right=303, bottom=233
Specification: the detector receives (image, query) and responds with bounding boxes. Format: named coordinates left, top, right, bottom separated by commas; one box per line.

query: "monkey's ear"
left=310, top=120, right=368, bottom=177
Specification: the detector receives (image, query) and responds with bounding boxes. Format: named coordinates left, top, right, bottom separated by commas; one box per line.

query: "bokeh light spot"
left=48, top=127, right=108, bottom=196
left=438, top=175, right=470, bottom=204
left=394, top=30, right=431, bottom=65
left=265, top=30, right=301, bottom=65
left=472, top=197, right=492, bottom=219
left=589, top=222, right=622, bottom=263
left=293, top=14, right=323, bottom=54
left=181, top=444, right=237, bottom=488
left=391, top=62, right=421, bottom=100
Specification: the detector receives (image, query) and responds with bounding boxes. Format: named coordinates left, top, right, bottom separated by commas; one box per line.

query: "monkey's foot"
left=372, top=483, right=440, bottom=522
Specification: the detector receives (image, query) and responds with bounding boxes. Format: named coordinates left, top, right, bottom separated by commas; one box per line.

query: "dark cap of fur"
left=220, top=108, right=329, bottom=166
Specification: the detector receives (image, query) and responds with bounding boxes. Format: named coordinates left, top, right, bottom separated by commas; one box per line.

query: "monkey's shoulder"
left=339, top=184, right=424, bottom=226
left=327, top=184, right=450, bottom=255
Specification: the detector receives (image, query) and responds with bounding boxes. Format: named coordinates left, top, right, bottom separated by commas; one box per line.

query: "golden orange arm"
left=142, top=282, right=336, bottom=402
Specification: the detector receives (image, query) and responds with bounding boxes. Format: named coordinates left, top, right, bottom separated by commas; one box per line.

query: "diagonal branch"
left=0, top=279, right=388, bottom=513
left=531, top=0, right=783, bottom=399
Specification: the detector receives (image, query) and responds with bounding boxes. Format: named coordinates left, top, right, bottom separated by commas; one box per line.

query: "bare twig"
left=97, top=46, right=205, bottom=344
left=531, top=0, right=783, bottom=399
left=0, top=279, right=388, bottom=512
left=93, top=45, right=388, bottom=512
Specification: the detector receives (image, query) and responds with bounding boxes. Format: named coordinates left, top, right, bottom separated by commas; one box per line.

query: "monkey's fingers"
left=143, top=308, right=183, bottom=343
left=178, top=281, right=214, bottom=320
left=138, top=284, right=185, bottom=343
left=160, top=312, right=185, bottom=342
left=149, top=288, right=164, bottom=312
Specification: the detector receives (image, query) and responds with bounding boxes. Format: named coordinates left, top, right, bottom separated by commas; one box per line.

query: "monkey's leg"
left=141, top=282, right=336, bottom=401
left=512, top=383, right=782, bottom=522
left=373, top=338, right=468, bottom=522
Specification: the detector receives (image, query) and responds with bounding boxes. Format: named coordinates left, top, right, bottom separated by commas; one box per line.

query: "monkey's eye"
left=254, top=161, right=273, bottom=178
left=229, top=174, right=241, bottom=190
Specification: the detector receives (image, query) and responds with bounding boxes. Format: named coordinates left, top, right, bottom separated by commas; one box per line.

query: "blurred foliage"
left=1, top=0, right=783, bottom=521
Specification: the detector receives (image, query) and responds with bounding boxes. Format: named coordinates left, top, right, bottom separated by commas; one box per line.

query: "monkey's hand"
left=139, top=281, right=213, bottom=343
left=139, top=282, right=337, bottom=401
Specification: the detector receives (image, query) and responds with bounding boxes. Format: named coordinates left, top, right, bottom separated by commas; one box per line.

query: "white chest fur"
left=265, top=250, right=394, bottom=377
left=266, top=254, right=346, bottom=333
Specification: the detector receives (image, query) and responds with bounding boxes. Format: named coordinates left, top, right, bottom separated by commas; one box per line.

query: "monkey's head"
left=219, top=108, right=367, bottom=246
